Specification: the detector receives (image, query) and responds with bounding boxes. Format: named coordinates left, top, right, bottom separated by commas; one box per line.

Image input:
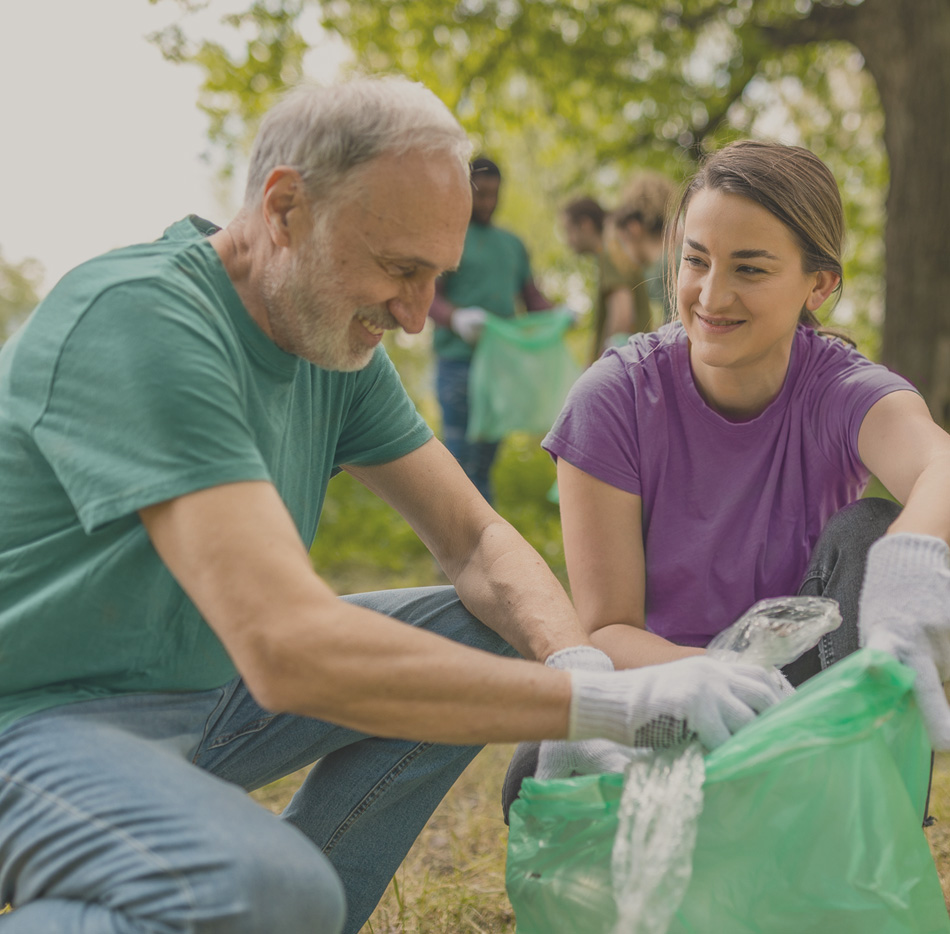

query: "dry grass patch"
left=926, top=752, right=950, bottom=913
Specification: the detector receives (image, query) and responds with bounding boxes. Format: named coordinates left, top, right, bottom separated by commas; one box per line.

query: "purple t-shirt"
left=543, top=323, right=914, bottom=647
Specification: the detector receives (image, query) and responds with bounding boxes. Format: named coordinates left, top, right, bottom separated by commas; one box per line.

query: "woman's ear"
left=805, top=269, right=841, bottom=311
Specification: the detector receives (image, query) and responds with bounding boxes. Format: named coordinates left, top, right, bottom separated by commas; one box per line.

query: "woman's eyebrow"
left=684, top=238, right=779, bottom=261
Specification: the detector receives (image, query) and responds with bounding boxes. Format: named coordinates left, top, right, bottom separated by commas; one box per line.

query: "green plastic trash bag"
left=506, top=649, right=948, bottom=934
left=467, top=308, right=582, bottom=442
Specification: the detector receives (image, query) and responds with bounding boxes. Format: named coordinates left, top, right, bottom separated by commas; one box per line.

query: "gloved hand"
left=858, top=532, right=950, bottom=749
left=537, top=646, right=643, bottom=780
left=449, top=306, right=487, bottom=344
left=570, top=652, right=785, bottom=750
left=537, top=646, right=785, bottom=781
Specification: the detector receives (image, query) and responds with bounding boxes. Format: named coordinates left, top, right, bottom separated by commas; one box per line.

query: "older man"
left=0, top=77, right=790, bottom=933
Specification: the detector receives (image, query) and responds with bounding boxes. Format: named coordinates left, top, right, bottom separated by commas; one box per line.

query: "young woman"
left=503, top=140, right=950, bottom=815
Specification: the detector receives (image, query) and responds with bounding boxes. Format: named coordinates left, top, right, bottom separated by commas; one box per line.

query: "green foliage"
left=148, top=0, right=312, bottom=180
left=0, top=248, right=43, bottom=342
left=147, top=0, right=891, bottom=357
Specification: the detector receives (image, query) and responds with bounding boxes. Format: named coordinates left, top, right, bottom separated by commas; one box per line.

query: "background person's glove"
left=858, top=532, right=950, bottom=749
left=449, top=306, right=487, bottom=344
left=537, top=646, right=785, bottom=780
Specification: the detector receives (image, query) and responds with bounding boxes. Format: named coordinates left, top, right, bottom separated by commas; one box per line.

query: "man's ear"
left=805, top=269, right=841, bottom=312
left=261, top=167, right=306, bottom=247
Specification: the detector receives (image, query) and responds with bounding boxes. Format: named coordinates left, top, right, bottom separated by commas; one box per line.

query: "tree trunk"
left=844, top=0, right=950, bottom=425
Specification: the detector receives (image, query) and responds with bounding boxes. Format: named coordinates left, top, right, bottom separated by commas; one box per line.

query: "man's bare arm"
left=139, top=479, right=571, bottom=744
left=343, top=438, right=592, bottom=663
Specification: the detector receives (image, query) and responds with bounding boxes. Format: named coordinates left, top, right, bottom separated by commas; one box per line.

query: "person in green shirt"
left=427, top=157, right=554, bottom=503
left=0, top=77, right=791, bottom=933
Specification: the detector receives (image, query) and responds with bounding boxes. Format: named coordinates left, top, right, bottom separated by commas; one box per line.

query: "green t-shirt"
left=433, top=222, right=533, bottom=361
left=0, top=216, right=432, bottom=734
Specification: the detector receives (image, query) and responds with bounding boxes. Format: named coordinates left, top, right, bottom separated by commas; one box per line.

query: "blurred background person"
left=428, top=156, right=553, bottom=503
left=561, top=195, right=652, bottom=365
left=604, top=171, right=679, bottom=328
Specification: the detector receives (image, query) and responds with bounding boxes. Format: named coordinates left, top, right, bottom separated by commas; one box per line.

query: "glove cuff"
left=566, top=669, right=630, bottom=743
left=867, top=533, right=950, bottom=576
left=545, top=645, right=614, bottom=672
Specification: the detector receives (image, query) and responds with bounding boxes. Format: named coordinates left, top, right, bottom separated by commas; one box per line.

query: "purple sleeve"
left=807, top=338, right=917, bottom=476
left=542, top=352, right=642, bottom=495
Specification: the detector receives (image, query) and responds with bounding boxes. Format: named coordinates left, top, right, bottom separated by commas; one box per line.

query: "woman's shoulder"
left=794, top=326, right=906, bottom=388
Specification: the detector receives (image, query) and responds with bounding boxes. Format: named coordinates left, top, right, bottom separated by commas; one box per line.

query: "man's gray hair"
left=244, top=74, right=473, bottom=209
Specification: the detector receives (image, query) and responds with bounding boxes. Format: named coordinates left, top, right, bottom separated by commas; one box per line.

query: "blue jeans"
left=0, top=586, right=516, bottom=933
left=436, top=357, right=500, bottom=504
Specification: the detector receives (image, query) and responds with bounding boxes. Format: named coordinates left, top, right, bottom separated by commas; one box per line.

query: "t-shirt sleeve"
left=808, top=338, right=917, bottom=477
left=333, top=347, right=433, bottom=467
left=542, top=351, right=642, bottom=495
left=31, top=283, right=270, bottom=533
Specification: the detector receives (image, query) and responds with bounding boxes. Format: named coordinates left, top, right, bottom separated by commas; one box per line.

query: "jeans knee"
left=200, top=832, right=346, bottom=934
left=820, top=497, right=901, bottom=553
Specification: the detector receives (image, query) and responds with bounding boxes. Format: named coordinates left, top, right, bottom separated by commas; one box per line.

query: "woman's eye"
left=737, top=265, right=765, bottom=275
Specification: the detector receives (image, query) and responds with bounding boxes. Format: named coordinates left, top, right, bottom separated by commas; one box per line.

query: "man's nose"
left=388, top=279, right=435, bottom=334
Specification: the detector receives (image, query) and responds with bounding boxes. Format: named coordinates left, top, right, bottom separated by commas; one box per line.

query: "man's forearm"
left=241, top=590, right=574, bottom=744
left=450, top=517, right=591, bottom=662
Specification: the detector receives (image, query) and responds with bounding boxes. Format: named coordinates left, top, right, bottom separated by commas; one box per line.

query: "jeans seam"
left=321, top=741, right=433, bottom=855
left=0, top=767, right=199, bottom=917
left=190, top=685, right=239, bottom=762
left=203, top=715, right=278, bottom=752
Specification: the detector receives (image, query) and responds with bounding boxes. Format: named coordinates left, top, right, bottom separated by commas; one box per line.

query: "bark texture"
left=842, top=0, right=950, bottom=424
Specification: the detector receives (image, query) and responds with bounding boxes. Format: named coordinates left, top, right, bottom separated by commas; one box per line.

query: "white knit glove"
left=537, top=646, right=642, bottom=780
left=449, top=306, right=487, bottom=344
left=858, top=533, right=950, bottom=749
left=537, top=646, right=785, bottom=781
